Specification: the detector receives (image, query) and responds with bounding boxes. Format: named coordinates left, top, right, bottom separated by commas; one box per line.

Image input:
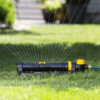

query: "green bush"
left=0, top=0, right=16, bottom=26
left=45, top=0, right=62, bottom=12
left=40, top=0, right=63, bottom=12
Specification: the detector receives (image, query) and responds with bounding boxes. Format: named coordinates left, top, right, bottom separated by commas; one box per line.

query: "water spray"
left=17, top=59, right=100, bottom=75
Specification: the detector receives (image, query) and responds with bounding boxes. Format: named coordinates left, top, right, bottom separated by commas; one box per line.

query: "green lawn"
left=0, top=25, right=100, bottom=100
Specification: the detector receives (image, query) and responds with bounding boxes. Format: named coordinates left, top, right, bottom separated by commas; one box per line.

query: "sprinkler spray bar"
left=17, top=59, right=100, bottom=75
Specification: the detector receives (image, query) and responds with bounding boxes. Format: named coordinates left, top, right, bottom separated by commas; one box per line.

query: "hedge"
left=0, top=0, right=16, bottom=26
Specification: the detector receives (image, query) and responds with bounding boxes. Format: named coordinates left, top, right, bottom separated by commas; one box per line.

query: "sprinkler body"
left=17, top=59, right=91, bottom=75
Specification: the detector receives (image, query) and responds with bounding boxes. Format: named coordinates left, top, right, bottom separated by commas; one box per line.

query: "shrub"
left=40, top=0, right=67, bottom=23
left=0, top=0, right=16, bottom=26
left=40, top=0, right=63, bottom=13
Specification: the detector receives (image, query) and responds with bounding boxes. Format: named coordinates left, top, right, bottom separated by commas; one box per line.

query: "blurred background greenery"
left=0, top=0, right=95, bottom=27
left=0, top=0, right=16, bottom=26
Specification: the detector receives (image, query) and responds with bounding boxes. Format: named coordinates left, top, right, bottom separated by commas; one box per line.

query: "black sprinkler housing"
left=17, top=59, right=89, bottom=75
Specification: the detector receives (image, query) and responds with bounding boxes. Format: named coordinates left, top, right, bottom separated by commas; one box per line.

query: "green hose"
left=91, top=66, right=100, bottom=70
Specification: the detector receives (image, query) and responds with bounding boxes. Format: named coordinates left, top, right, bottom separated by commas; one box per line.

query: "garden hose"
left=17, top=59, right=100, bottom=75
left=89, top=65, right=100, bottom=70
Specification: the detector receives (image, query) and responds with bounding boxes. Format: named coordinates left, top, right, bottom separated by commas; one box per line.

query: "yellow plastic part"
left=39, top=62, right=46, bottom=64
left=76, top=59, right=85, bottom=65
left=68, top=61, right=72, bottom=71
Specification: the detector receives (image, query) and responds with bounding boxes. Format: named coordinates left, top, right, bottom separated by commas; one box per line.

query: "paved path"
left=14, top=0, right=45, bottom=30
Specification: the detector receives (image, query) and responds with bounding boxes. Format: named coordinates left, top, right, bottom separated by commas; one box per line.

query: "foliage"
left=40, top=0, right=63, bottom=12
left=0, top=0, right=16, bottom=26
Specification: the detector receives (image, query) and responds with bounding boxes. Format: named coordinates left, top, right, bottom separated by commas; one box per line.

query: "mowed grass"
left=0, top=25, right=100, bottom=100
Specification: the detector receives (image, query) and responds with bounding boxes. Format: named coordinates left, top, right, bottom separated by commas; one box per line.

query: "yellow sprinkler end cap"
left=76, top=59, right=85, bottom=65
left=39, top=62, right=46, bottom=64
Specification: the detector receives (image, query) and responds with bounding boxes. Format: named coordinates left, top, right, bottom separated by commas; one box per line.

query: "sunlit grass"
left=0, top=25, right=100, bottom=44
left=0, top=86, right=100, bottom=100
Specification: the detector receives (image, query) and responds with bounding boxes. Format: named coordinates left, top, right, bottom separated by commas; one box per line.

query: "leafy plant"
left=0, top=0, right=16, bottom=26
left=40, top=0, right=63, bottom=12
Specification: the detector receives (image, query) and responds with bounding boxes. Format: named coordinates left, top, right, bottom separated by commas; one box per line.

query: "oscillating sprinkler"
left=17, top=59, right=100, bottom=75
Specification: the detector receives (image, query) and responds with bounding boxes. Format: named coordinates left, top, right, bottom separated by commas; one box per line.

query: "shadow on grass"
left=0, top=29, right=41, bottom=35
left=0, top=42, right=100, bottom=64
left=0, top=42, right=100, bottom=90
